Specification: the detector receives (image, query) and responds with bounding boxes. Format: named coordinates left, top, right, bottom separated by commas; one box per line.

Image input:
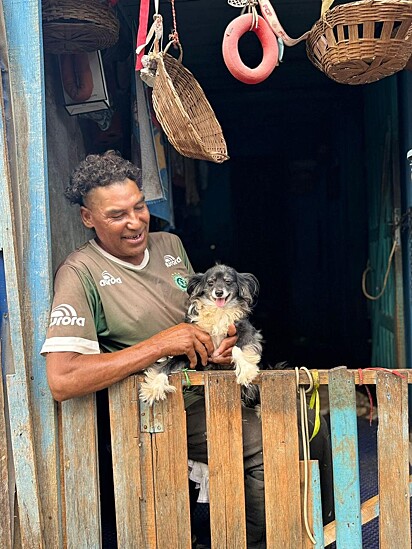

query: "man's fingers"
left=227, top=324, right=237, bottom=337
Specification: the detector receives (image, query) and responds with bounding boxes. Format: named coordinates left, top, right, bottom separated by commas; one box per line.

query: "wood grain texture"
left=376, top=371, right=411, bottom=549
left=328, top=367, right=362, bottom=548
left=300, top=460, right=324, bottom=549
left=150, top=373, right=192, bottom=549
left=0, top=341, right=12, bottom=549
left=109, top=375, right=157, bottom=548
left=1, top=0, right=59, bottom=545
left=205, top=371, right=247, bottom=548
left=61, top=395, right=101, bottom=548
left=261, top=370, right=302, bottom=548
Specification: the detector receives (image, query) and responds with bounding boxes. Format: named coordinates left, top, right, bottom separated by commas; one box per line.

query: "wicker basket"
left=306, top=0, right=412, bottom=85
left=42, top=0, right=119, bottom=54
left=152, top=49, right=229, bottom=163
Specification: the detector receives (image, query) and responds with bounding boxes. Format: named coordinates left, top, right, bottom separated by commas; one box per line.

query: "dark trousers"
left=186, top=398, right=334, bottom=549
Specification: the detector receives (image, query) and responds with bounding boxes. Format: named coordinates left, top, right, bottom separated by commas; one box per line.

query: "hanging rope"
left=169, top=0, right=181, bottom=47
left=361, top=240, right=397, bottom=301
left=295, top=367, right=316, bottom=546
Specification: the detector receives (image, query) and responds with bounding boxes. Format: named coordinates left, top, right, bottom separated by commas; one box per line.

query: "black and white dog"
left=139, top=264, right=263, bottom=406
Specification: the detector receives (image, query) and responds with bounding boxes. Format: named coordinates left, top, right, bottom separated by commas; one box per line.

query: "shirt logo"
left=99, top=270, right=122, bottom=286
left=49, top=304, right=85, bottom=327
left=172, top=273, right=188, bottom=291
left=164, top=254, right=182, bottom=268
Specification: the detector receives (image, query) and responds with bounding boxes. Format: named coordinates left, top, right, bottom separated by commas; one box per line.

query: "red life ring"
left=222, top=13, right=279, bottom=85
left=61, top=53, right=94, bottom=102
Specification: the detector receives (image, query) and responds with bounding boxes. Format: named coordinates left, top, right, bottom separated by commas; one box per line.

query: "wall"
left=44, top=54, right=92, bottom=272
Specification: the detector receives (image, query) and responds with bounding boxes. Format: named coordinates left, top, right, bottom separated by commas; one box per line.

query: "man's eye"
left=135, top=203, right=146, bottom=211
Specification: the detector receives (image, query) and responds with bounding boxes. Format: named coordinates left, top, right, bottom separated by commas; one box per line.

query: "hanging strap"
left=257, top=0, right=310, bottom=46
left=135, top=0, right=161, bottom=70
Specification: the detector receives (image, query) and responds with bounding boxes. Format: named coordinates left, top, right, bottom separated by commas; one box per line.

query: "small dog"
left=139, top=264, right=263, bottom=406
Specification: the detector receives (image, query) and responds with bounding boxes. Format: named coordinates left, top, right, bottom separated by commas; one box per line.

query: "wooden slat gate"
left=58, top=368, right=412, bottom=549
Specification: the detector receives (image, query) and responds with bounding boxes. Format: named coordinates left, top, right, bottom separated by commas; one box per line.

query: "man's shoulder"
left=149, top=231, right=182, bottom=247
left=56, top=241, right=97, bottom=273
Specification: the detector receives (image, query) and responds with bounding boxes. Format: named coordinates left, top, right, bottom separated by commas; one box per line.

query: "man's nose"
left=126, top=210, right=142, bottom=228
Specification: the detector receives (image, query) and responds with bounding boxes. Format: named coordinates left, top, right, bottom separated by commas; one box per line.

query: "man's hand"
left=209, top=324, right=238, bottom=365
left=149, top=323, right=215, bottom=369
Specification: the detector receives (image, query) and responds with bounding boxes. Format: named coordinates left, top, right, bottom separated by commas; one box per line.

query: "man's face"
left=80, top=178, right=150, bottom=265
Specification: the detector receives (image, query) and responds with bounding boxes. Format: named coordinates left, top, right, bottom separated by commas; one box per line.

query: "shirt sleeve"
left=40, top=264, right=100, bottom=355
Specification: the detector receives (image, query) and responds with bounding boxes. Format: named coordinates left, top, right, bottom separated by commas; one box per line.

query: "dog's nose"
left=215, top=289, right=224, bottom=297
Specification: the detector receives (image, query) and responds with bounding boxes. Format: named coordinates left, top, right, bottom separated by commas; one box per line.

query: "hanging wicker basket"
left=306, top=0, right=412, bottom=85
left=152, top=46, right=229, bottom=163
left=42, top=0, right=120, bottom=54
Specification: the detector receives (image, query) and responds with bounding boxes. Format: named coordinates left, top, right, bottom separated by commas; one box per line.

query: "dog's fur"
left=139, top=264, right=263, bottom=406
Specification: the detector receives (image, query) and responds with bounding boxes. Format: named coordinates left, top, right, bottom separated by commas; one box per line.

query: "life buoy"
left=222, top=14, right=279, bottom=85
left=61, top=53, right=94, bottom=102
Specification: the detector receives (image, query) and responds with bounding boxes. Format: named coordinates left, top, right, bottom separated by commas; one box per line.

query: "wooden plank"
left=0, top=339, right=12, bottom=549
left=150, top=373, right=191, bottom=549
left=108, top=375, right=156, bottom=548
left=300, top=461, right=324, bottom=549
left=324, top=475, right=412, bottom=545
left=328, top=367, right=362, bottom=548
left=61, top=395, right=101, bottom=548
left=376, top=371, right=411, bottom=548
left=172, top=368, right=412, bottom=389
left=261, top=370, right=302, bottom=548
left=1, top=0, right=59, bottom=546
left=205, top=371, right=247, bottom=548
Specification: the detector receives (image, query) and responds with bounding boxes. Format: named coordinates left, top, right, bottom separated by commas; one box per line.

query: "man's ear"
left=80, top=206, right=94, bottom=229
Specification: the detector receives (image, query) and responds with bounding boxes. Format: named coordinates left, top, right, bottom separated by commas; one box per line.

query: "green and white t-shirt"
left=41, top=232, right=193, bottom=355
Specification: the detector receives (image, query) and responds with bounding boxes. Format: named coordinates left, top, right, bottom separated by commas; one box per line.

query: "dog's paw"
left=232, top=345, right=260, bottom=386
left=139, top=369, right=176, bottom=405
left=254, top=404, right=261, bottom=420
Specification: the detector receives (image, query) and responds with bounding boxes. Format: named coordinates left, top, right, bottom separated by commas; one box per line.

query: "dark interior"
left=80, top=0, right=371, bottom=370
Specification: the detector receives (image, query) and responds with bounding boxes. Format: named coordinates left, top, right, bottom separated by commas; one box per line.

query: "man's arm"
left=47, top=322, right=216, bottom=401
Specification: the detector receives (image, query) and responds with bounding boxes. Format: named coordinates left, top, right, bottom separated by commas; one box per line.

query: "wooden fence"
left=2, top=367, right=412, bottom=548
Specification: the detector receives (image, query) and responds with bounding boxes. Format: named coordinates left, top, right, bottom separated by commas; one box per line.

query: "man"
left=42, top=150, right=333, bottom=548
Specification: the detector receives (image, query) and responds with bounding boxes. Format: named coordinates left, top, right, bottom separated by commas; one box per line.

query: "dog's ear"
left=237, top=273, right=259, bottom=306
left=187, top=272, right=205, bottom=297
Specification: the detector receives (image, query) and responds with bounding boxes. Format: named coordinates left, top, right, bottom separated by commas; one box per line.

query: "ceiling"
left=117, top=0, right=348, bottom=128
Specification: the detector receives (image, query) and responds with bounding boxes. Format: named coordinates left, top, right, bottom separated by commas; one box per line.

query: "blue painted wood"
left=0, top=72, right=45, bottom=547
left=310, top=461, right=324, bottom=549
left=1, top=0, right=58, bottom=546
left=328, top=367, right=362, bottom=548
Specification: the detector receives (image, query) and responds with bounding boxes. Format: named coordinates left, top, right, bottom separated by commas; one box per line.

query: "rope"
left=241, top=0, right=259, bottom=30
left=358, top=367, right=406, bottom=425
left=169, top=0, right=181, bottom=46
left=295, top=367, right=316, bottom=545
left=361, top=239, right=397, bottom=301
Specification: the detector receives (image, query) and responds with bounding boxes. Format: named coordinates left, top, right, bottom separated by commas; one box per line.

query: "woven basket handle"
left=163, top=40, right=183, bottom=63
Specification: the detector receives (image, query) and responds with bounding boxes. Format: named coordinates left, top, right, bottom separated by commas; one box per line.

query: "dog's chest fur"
left=190, top=303, right=245, bottom=349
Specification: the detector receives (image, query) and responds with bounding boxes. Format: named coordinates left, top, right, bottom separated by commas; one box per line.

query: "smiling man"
left=41, top=150, right=333, bottom=548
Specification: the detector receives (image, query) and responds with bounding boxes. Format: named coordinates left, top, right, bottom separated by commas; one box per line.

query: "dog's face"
left=187, top=265, right=259, bottom=309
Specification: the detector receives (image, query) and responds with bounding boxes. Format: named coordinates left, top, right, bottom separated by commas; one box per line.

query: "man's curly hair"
left=65, top=150, right=142, bottom=206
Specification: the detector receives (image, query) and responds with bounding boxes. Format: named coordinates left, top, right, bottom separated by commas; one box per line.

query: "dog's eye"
left=207, top=280, right=214, bottom=287
left=224, top=280, right=233, bottom=286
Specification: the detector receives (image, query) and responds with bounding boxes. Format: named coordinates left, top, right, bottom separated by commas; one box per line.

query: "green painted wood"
left=364, top=78, right=405, bottom=369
